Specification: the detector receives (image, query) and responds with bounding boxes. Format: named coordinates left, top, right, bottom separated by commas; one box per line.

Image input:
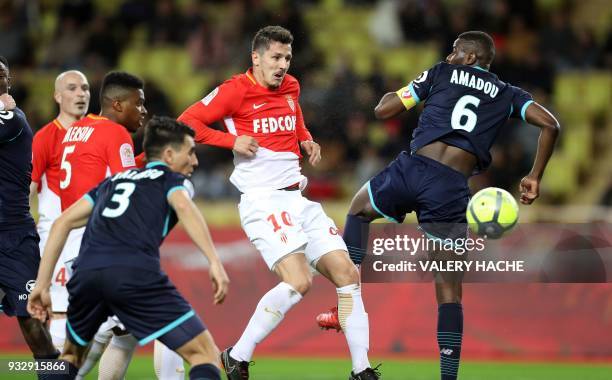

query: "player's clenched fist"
left=300, top=140, right=321, bottom=166
left=0, top=93, right=16, bottom=111
left=233, top=135, right=259, bottom=157
left=209, top=261, right=229, bottom=304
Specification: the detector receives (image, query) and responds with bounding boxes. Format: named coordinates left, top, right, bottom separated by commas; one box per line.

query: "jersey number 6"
left=451, top=95, right=481, bottom=132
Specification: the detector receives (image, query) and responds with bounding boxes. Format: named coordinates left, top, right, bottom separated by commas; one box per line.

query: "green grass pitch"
left=1, top=354, right=611, bottom=379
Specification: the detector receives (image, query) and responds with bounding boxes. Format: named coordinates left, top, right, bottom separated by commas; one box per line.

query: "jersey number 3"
left=451, top=95, right=481, bottom=132
left=102, top=183, right=136, bottom=218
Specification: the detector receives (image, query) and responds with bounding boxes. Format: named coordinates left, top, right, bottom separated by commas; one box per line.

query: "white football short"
left=40, top=226, right=85, bottom=313
left=239, top=189, right=347, bottom=270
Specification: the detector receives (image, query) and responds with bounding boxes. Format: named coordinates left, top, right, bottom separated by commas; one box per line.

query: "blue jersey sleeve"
left=165, top=173, right=192, bottom=200
left=407, top=62, right=444, bottom=103
left=84, top=178, right=110, bottom=205
left=509, top=86, right=534, bottom=121
left=0, top=110, right=24, bottom=142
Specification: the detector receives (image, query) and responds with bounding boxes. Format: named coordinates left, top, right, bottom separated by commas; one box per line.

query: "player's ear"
left=466, top=52, right=477, bottom=66
left=53, top=91, right=61, bottom=105
left=111, top=99, right=123, bottom=113
left=252, top=51, right=259, bottom=67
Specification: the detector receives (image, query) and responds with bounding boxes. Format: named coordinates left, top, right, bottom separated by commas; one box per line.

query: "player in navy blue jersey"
left=316, top=32, right=560, bottom=379
left=28, top=116, right=229, bottom=380
left=0, top=55, right=61, bottom=374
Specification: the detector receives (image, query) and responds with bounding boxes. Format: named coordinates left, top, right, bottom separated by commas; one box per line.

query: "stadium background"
left=1, top=0, right=610, bottom=378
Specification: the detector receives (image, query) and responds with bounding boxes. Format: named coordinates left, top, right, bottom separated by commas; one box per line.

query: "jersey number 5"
left=102, top=183, right=136, bottom=218
left=451, top=95, right=481, bottom=132
left=59, top=145, right=76, bottom=189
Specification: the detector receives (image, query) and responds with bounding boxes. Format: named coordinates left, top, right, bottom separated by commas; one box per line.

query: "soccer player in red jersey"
left=57, top=71, right=146, bottom=380
left=30, top=70, right=90, bottom=352
left=179, top=26, right=379, bottom=380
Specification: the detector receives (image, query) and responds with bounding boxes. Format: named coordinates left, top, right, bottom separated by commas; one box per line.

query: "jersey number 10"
left=451, top=95, right=481, bottom=132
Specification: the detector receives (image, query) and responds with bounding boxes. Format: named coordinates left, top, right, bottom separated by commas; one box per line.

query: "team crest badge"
left=286, top=95, right=295, bottom=112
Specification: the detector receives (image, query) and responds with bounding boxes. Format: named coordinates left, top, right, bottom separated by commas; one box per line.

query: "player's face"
left=0, top=62, right=9, bottom=95
left=169, top=135, right=198, bottom=177
left=446, top=39, right=475, bottom=66
left=121, top=89, right=147, bottom=132
left=252, top=41, right=292, bottom=89
left=56, top=73, right=90, bottom=118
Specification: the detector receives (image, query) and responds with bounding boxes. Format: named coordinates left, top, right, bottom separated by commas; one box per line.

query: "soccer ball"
left=466, top=187, right=519, bottom=239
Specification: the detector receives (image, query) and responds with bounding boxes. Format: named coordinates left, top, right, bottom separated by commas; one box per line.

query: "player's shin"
left=75, top=329, right=112, bottom=379
left=230, top=282, right=302, bottom=362
left=155, top=340, right=185, bottom=380
left=337, top=284, right=371, bottom=373
left=438, top=303, right=463, bottom=380
left=97, top=333, right=138, bottom=380
left=344, top=214, right=370, bottom=265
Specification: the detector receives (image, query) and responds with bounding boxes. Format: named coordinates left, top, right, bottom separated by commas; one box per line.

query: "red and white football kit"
left=179, top=69, right=346, bottom=269
left=49, top=114, right=136, bottom=311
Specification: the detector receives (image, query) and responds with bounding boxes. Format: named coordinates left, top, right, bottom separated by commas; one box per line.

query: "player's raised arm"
left=168, top=189, right=229, bottom=304
left=179, top=81, right=260, bottom=158
left=519, top=102, right=560, bottom=204
left=27, top=197, right=93, bottom=320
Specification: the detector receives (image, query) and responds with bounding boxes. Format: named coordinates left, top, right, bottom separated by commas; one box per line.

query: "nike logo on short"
left=253, top=103, right=266, bottom=109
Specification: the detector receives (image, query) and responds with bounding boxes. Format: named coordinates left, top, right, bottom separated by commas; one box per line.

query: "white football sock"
left=337, top=284, right=370, bottom=373
left=97, top=333, right=138, bottom=380
left=76, top=329, right=113, bottom=380
left=230, top=282, right=302, bottom=362
left=154, top=340, right=185, bottom=380
left=49, top=318, right=66, bottom=352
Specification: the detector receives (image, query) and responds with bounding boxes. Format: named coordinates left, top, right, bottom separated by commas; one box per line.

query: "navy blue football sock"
left=344, top=214, right=370, bottom=265
left=438, top=303, right=463, bottom=380
left=189, top=363, right=221, bottom=380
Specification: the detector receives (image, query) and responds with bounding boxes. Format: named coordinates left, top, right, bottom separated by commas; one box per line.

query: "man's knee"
left=333, top=263, right=360, bottom=287
left=287, top=275, right=312, bottom=295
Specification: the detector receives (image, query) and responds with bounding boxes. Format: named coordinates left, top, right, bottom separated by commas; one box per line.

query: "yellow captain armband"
left=395, top=84, right=419, bottom=110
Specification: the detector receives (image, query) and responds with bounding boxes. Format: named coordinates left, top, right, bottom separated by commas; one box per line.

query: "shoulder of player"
left=282, top=74, right=300, bottom=92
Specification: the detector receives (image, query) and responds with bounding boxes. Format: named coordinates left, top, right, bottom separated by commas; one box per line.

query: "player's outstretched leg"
left=317, top=183, right=380, bottom=332
left=435, top=271, right=463, bottom=380
left=224, top=253, right=309, bottom=379
left=155, top=340, right=185, bottom=380
left=317, top=250, right=380, bottom=379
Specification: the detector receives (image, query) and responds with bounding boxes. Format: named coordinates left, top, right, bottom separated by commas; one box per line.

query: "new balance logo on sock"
left=440, top=348, right=454, bottom=356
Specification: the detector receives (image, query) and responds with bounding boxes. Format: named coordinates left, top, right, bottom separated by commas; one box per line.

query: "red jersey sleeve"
left=135, top=152, right=146, bottom=168
left=295, top=103, right=313, bottom=142
left=105, top=126, right=136, bottom=174
left=177, top=79, right=245, bottom=149
left=31, top=129, right=49, bottom=186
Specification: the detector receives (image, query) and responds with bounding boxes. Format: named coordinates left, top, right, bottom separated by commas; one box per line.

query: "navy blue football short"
left=0, top=228, right=40, bottom=317
left=65, top=267, right=205, bottom=350
left=368, top=152, right=470, bottom=240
